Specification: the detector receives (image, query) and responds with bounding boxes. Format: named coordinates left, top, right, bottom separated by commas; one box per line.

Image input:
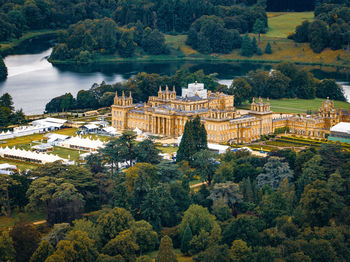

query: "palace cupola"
left=157, top=85, right=176, bottom=100
left=114, top=91, right=133, bottom=106
left=250, top=97, right=271, bottom=112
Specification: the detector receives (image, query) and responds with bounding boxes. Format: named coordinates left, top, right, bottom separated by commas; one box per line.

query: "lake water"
left=0, top=39, right=349, bottom=114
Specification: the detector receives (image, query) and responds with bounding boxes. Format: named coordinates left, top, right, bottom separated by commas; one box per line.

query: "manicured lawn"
left=239, top=98, right=350, bottom=114
left=266, top=12, right=314, bottom=38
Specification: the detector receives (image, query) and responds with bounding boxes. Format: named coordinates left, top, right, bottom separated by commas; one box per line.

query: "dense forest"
left=1, top=119, right=350, bottom=261
left=289, top=1, right=350, bottom=53
left=45, top=63, right=346, bottom=113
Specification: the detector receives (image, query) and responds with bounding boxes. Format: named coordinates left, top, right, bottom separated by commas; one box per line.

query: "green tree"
left=102, top=230, right=139, bottom=262
left=135, top=139, right=161, bottom=164
left=256, top=157, right=293, bottom=190
left=179, top=204, right=217, bottom=237
left=10, top=223, right=40, bottom=262
left=300, top=179, right=344, bottom=226
left=264, top=42, right=272, bottom=54
left=258, top=191, right=288, bottom=227
left=119, top=29, right=136, bottom=57
left=43, top=223, right=70, bottom=248
left=0, top=174, right=18, bottom=217
left=30, top=240, right=54, bottom=262
left=142, top=29, right=169, bottom=55
left=230, top=78, right=252, bottom=106
left=181, top=225, right=193, bottom=255
left=47, top=230, right=98, bottom=262
left=97, top=207, right=135, bottom=243
left=253, top=19, right=266, bottom=44
left=0, top=56, right=8, bottom=81
left=0, top=231, right=16, bottom=262
left=155, top=236, right=177, bottom=262
left=72, top=219, right=102, bottom=248
left=194, top=244, right=231, bottom=262
left=177, top=116, right=207, bottom=163
left=130, top=220, right=158, bottom=254
left=240, top=34, right=254, bottom=57
left=230, top=240, right=253, bottom=262
left=316, top=79, right=346, bottom=101
left=208, top=182, right=242, bottom=214
left=193, top=150, right=218, bottom=185
left=0, top=93, right=14, bottom=111
left=309, top=20, right=329, bottom=53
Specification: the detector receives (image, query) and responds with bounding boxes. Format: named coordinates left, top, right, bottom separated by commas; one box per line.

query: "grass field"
left=266, top=12, right=314, bottom=38
left=239, top=98, right=350, bottom=113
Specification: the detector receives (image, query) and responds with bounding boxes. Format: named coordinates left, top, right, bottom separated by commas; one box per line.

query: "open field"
left=266, top=12, right=314, bottom=38
left=239, top=98, right=350, bottom=114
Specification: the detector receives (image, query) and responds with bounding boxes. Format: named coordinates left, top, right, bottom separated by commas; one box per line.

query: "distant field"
left=239, top=98, right=350, bottom=114
left=266, top=12, right=314, bottom=38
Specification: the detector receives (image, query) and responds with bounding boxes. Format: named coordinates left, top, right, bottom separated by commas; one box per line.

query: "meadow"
left=239, top=98, right=350, bottom=114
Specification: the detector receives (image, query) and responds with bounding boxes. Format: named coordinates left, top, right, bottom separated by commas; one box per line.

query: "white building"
left=181, top=81, right=208, bottom=99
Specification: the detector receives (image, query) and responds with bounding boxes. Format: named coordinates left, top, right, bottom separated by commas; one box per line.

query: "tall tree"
left=256, top=157, right=293, bottom=190
left=181, top=225, right=193, bottom=255
left=134, top=139, right=161, bottom=164
left=10, top=223, right=40, bottom=262
left=193, top=150, right=219, bottom=185
left=155, top=236, right=178, bottom=262
left=0, top=56, right=7, bottom=81
left=30, top=240, right=54, bottom=262
left=177, top=116, right=207, bottom=163
left=253, top=19, right=266, bottom=44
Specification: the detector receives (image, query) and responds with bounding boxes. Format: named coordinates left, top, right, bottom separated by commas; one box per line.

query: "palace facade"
left=111, top=82, right=350, bottom=144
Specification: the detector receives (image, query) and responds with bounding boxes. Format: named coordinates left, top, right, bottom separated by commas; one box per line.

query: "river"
left=0, top=39, right=349, bottom=115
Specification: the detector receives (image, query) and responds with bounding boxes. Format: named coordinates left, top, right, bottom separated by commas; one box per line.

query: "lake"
left=0, top=39, right=349, bottom=114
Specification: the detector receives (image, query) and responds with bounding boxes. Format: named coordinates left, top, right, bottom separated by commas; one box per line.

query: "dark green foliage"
left=264, top=42, right=272, bottom=54
left=135, top=139, right=161, bottom=164
left=193, top=244, right=231, bottom=262
left=230, top=77, right=252, bottom=106
left=10, top=223, right=40, bottom=262
left=0, top=93, right=25, bottom=128
left=0, top=56, right=7, bottom=81
left=45, top=93, right=75, bottom=113
left=309, top=20, right=329, bottom=53
left=253, top=18, right=266, bottom=43
left=316, top=79, right=346, bottom=101
left=30, top=240, right=54, bottom=262
left=187, top=15, right=242, bottom=54
left=142, top=29, right=169, bottom=55
left=240, top=34, right=254, bottom=57
left=177, top=116, right=207, bottom=163
left=180, top=225, right=193, bottom=255
left=289, top=20, right=310, bottom=43
left=155, top=236, right=177, bottom=262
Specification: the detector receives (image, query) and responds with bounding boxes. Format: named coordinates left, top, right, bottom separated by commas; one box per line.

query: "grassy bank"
left=49, top=12, right=350, bottom=68
left=0, top=29, right=58, bottom=56
left=50, top=32, right=350, bottom=69
left=239, top=98, right=350, bottom=114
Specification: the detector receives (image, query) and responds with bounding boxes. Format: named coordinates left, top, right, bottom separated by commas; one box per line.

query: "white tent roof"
left=0, top=163, right=17, bottom=170
left=60, top=136, right=105, bottom=150
left=46, top=133, right=70, bottom=141
left=330, top=122, right=350, bottom=134
left=0, top=147, right=67, bottom=164
left=208, top=143, right=230, bottom=154
left=83, top=124, right=99, bottom=130
left=133, top=127, right=142, bottom=135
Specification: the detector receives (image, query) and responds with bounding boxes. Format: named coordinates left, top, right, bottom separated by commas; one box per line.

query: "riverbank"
left=0, top=29, right=58, bottom=56
left=49, top=33, right=350, bottom=69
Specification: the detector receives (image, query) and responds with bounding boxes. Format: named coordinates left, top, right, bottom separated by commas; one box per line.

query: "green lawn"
left=266, top=12, right=314, bottom=38
left=239, top=98, right=350, bottom=114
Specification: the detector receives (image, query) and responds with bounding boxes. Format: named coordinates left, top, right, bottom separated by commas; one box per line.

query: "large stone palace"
left=111, top=82, right=350, bottom=144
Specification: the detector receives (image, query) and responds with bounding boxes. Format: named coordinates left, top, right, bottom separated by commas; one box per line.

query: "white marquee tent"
left=59, top=136, right=105, bottom=152
left=0, top=147, right=68, bottom=164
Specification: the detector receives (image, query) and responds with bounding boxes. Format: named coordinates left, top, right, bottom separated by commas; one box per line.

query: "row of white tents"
left=59, top=136, right=106, bottom=152
left=0, top=118, right=67, bottom=140
left=0, top=147, right=70, bottom=164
